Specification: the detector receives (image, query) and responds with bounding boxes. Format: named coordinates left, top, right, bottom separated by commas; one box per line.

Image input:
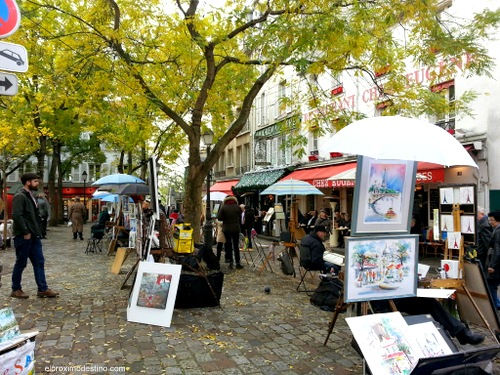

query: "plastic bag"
left=67, top=221, right=73, bottom=227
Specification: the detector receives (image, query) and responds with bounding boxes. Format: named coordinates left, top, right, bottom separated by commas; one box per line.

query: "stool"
left=85, top=237, right=102, bottom=254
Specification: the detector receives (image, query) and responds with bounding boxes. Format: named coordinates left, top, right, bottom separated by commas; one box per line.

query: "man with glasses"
left=486, top=211, right=500, bottom=308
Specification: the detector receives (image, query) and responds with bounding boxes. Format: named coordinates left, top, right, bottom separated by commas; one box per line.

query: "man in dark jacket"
left=486, top=211, right=500, bottom=308
left=217, top=196, right=243, bottom=269
left=300, top=225, right=340, bottom=274
left=11, top=173, right=59, bottom=299
left=477, top=206, right=493, bottom=268
left=242, top=205, right=255, bottom=249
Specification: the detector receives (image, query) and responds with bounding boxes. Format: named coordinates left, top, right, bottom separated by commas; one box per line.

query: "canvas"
left=0, top=308, right=20, bottom=344
left=459, top=186, right=474, bottom=204
left=460, top=215, right=475, bottom=234
left=439, top=187, right=454, bottom=204
left=351, top=156, right=416, bottom=235
left=344, top=235, right=419, bottom=303
left=127, top=262, right=181, bottom=327
left=440, top=214, right=453, bottom=232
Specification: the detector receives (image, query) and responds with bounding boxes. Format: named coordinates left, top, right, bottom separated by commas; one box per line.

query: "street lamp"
left=202, top=130, right=214, bottom=247
left=82, top=170, right=88, bottom=222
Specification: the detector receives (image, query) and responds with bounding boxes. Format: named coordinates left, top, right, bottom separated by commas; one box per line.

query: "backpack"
left=277, top=251, right=295, bottom=276
left=310, top=278, right=343, bottom=311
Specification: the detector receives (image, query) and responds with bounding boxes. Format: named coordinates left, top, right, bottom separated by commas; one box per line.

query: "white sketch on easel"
left=439, top=187, right=454, bottom=204
left=459, top=186, right=474, bottom=204
left=460, top=216, right=475, bottom=234
left=447, top=232, right=461, bottom=250
left=440, top=215, right=453, bottom=232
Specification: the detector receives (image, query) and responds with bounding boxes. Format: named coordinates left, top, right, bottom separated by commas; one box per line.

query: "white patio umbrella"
left=327, top=168, right=357, bottom=181
left=92, top=173, right=145, bottom=186
left=202, top=191, right=228, bottom=201
left=260, top=179, right=324, bottom=196
left=325, top=115, right=478, bottom=167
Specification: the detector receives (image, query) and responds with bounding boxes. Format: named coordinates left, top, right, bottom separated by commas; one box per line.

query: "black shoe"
left=457, top=329, right=485, bottom=345
left=235, top=264, right=244, bottom=269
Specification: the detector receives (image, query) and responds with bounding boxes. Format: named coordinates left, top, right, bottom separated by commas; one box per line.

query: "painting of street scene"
left=346, top=312, right=422, bottom=375
left=0, top=307, right=20, bottom=343
left=345, top=235, right=418, bottom=302
left=363, top=162, right=406, bottom=224
left=137, top=272, right=172, bottom=310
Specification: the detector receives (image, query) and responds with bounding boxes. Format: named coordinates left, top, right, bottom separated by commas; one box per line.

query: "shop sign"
left=312, top=179, right=355, bottom=188
left=416, top=169, right=445, bottom=184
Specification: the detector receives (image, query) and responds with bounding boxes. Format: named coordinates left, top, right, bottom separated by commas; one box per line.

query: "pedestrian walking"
left=69, top=197, right=86, bottom=240
left=11, top=173, right=59, bottom=299
left=37, top=193, right=50, bottom=239
left=477, top=206, right=493, bottom=268
left=486, top=211, right=500, bottom=308
left=217, top=196, right=243, bottom=269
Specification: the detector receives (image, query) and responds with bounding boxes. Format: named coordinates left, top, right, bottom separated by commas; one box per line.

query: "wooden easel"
left=323, top=284, right=397, bottom=346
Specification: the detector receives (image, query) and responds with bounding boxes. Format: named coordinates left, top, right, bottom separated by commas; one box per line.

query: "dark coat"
left=243, top=207, right=255, bottom=230
left=477, top=215, right=493, bottom=266
left=12, top=189, right=42, bottom=237
left=487, top=225, right=500, bottom=280
left=300, top=231, right=326, bottom=270
left=217, top=196, right=241, bottom=233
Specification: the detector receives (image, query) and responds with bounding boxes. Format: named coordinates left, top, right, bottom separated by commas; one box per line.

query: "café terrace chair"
left=296, top=244, right=322, bottom=295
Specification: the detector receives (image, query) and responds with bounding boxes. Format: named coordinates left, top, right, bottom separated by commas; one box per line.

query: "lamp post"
left=82, top=170, right=88, bottom=222
left=202, top=130, right=214, bottom=246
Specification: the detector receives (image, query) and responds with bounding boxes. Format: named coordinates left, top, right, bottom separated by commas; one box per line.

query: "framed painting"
left=344, top=234, right=419, bottom=303
left=351, top=156, right=417, bottom=235
left=127, top=261, right=181, bottom=327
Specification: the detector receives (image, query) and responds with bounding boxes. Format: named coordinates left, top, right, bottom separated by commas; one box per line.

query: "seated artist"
left=372, top=297, right=485, bottom=345
left=300, top=225, right=341, bottom=274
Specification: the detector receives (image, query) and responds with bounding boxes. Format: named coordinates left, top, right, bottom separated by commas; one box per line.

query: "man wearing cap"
left=11, top=173, right=59, bottom=298
left=300, top=224, right=341, bottom=274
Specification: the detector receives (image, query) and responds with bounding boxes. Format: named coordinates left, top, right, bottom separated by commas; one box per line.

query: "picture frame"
left=127, top=261, right=181, bottom=327
left=344, top=234, right=419, bottom=303
left=351, top=156, right=417, bottom=235
left=460, top=215, right=475, bottom=234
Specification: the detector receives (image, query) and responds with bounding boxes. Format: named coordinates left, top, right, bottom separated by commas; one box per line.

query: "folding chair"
left=296, top=244, right=322, bottom=295
left=85, top=224, right=105, bottom=254
left=239, top=233, right=255, bottom=266
left=252, top=236, right=273, bottom=273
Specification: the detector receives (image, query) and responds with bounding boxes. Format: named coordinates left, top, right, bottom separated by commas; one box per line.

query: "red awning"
left=210, top=180, right=239, bottom=194
left=416, top=162, right=445, bottom=184
left=281, top=161, right=445, bottom=188
left=281, top=163, right=356, bottom=189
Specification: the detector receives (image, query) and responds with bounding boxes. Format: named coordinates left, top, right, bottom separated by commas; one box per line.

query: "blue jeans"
left=12, top=235, right=48, bottom=292
left=223, top=231, right=241, bottom=265
left=487, top=278, right=500, bottom=308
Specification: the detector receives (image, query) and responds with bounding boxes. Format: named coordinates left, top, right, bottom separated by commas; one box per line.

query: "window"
left=259, top=93, right=266, bottom=126
left=431, top=80, right=455, bottom=132
left=278, top=81, right=287, bottom=117
left=227, top=149, right=234, bottom=167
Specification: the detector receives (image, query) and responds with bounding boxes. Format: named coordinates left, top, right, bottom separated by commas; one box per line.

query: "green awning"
left=233, top=168, right=290, bottom=193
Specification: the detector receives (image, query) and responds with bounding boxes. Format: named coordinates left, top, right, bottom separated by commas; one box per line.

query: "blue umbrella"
left=260, top=179, right=324, bottom=196
left=91, top=173, right=145, bottom=186
left=95, top=193, right=133, bottom=202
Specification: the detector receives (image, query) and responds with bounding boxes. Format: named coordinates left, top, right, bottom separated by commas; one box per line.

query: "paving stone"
left=2, top=224, right=495, bottom=374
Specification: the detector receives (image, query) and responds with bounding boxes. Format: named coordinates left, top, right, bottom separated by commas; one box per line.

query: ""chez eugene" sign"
left=312, top=169, right=444, bottom=189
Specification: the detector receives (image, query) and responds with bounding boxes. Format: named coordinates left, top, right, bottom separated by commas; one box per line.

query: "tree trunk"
left=182, top=163, right=205, bottom=243
left=48, top=141, right=61, bottom=226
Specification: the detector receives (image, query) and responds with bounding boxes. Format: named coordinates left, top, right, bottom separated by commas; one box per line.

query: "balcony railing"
left=236, top=165, right=250, bottom=175
left=435, top=118, right=455, bottom=132
left=214, top=170, right=226, bottom=178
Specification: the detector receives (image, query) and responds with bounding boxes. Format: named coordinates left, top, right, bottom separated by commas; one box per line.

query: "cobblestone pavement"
left=0, top=225, right=499, bottom=374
